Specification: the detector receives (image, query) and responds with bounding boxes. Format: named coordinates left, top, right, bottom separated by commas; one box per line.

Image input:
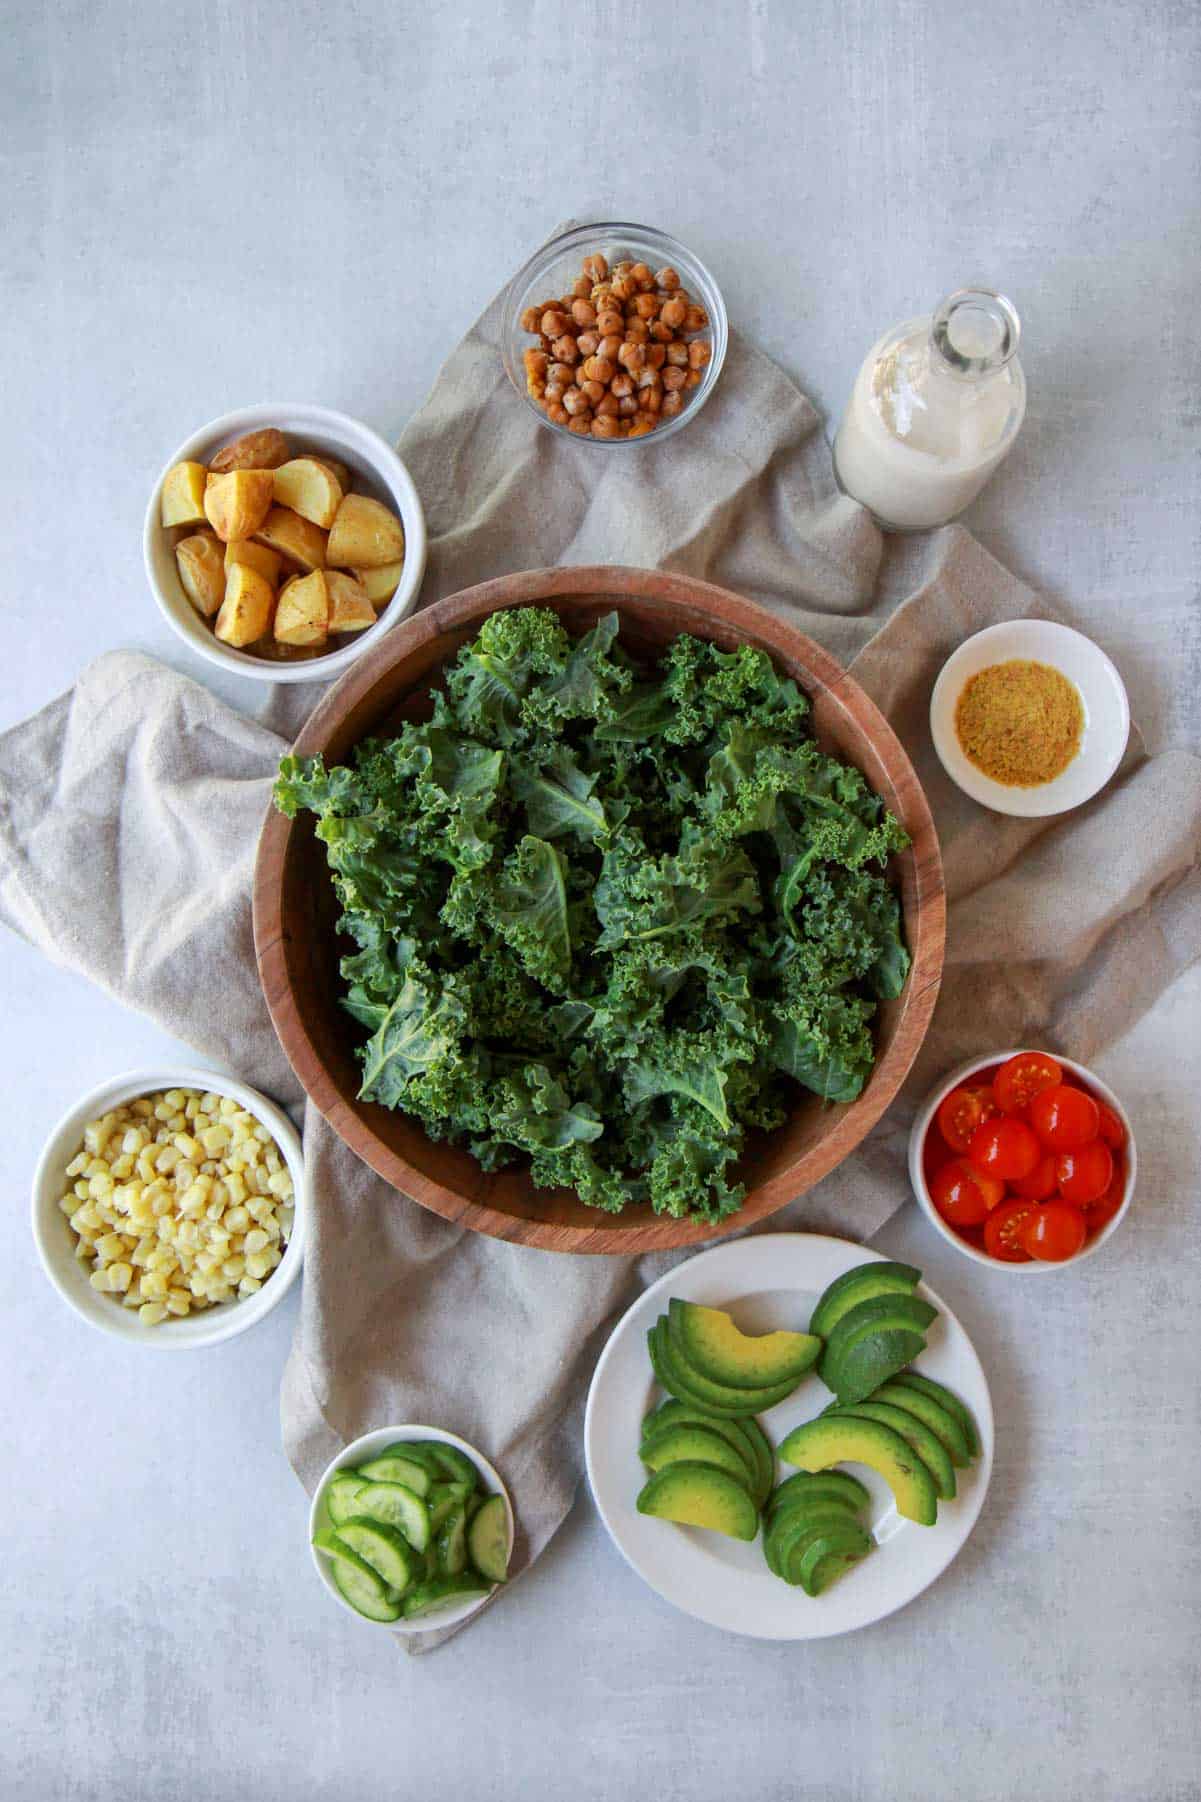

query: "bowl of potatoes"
left=144, top=403, right=427, bottom=684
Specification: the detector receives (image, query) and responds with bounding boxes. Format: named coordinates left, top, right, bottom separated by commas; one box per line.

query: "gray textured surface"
left=1, top=3, right=1198, bottom=1800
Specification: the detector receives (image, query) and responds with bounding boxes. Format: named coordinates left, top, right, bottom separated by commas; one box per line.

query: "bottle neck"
left=928, top=288, right=1021, bottom=382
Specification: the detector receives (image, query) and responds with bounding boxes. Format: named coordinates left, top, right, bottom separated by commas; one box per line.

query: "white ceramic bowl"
left=930, top=619, right=1129, bottom=817
left=31, top=1066, right=306, bottom=1346
left=143, top=403, right=428, bottom=685
left=909, top=1050, right=1136, bottom=1272
left=310, top=1425, right=514, bottom=1634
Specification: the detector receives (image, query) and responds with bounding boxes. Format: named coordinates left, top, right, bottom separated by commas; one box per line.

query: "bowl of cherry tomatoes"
left=909, top=1049, right=1135, bottom=1271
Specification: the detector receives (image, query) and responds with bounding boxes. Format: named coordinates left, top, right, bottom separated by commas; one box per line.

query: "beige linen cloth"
left=3, top=284, right=1200, bottom=1652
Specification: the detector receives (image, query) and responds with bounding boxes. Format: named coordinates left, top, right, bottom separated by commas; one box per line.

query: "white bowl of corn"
left=31, top=1066, right=305, bottom=1348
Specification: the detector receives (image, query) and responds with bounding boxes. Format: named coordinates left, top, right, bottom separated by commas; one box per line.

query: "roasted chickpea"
left=524, top=347, right=550, bottom=378
left=685, top=305, right=709, bottom=332
left=662, top=365, right=687, bottom=392
left=660, top=296, right=688, bottom=329
left=582, top=355, right=616, bottom=384
left=562, top=386, right=589, bottom=417
left=571, top=275, right=592, bottom=298
left=660, top=390, right=684, bottom=418
left=541, top=308, right=569, bottom=337
left=649, top=320, right=674, bottom=343
left=610, top=372, right=634, bottom=398
left=647, top=343, right=667, bottom=370
left=629, top=262, right=653, bottom=290
left=539, top=335, right=555, bottom=355
left=629, top=414, right=655, bottom=436
left=529, top=382, right=546, bottom=402
left=545, top=382, right=566, bottom=405
left=546, top=401, right=570, bottom=426
left=610, top=274, right=637, bottom=302
left=567, top=413, right=593, bottom=435
left=595, top=392, right=620, bottom=418
left=571, top=298, right=597, bottom=329
left=617, top=393, right=639, bottom=417
left=582, top=252, right=609, bottom=283
left=623, top=318, right=650, bottom=343
left=596, top=307, right=623, bottom=337
left=642, top=387, right=663, bottom=414
left=688, top=339, right=712, bottom=369
left=618, top=341, right=647, bottom=373
left=548, top=361, right=575, bottom=386
left=666, top=341, right=689, bottom=367
left=655, top=265, right=681, bottom=291
left=633, top=292, right=661, bottom=321
left=576, top=331, right=600, bottom=359
left=612, top=260, right=633, bottom=275
left=551, top=334, right=579, bottom=365
left=580, top=377, right=605, bottom=405
left=597, top=333, right=622, bottom=361
left=684, top=368, right=702, bottom=388
left=520, top=305, right=543, bottom=333
left=591, top=413, right=620, bottom=439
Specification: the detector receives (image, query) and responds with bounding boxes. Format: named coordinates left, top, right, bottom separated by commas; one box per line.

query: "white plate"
left=585, top=1234, right=993, bottom=1639
left=929, top=618, right=1129, bottom=817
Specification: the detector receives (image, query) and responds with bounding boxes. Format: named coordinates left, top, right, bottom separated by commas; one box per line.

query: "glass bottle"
left=833, top=288, right=1026, bottom=531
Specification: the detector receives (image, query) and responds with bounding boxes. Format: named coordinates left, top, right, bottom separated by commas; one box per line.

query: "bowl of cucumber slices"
left=309, top=1424, right=514, bottom=1631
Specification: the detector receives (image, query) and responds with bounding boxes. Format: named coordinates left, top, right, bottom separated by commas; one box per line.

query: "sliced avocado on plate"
left=808, top=1261, right=921, bottom=1341
left=890, top=1372, right=980, bottom=1459
left=636, top=1460, right=760, bottom=1542
left=641, top=1421, right=758, bottom=1492
left=779, top=1413, right=940, bottom=1527
left=828, top=1400, right=957, bottom=1501
left=870, top=1380, right=974, bottom=1468
left=667, top=1298, right=821, bottom=1390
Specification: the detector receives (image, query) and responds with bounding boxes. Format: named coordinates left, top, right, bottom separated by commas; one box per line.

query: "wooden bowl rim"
left=253, top=565, right=945, bottom=1254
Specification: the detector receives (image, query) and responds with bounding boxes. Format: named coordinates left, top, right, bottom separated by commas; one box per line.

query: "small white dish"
left=31, top=1065, right=305, bottom=1348
left=909, top=1050, right=1136, bottom=1273
left=930, top=619, right=1129, bottom=817
left=310, top=1425, right=513, bottom=1634
left=143, top=402, right=428, bottom=685
left=585, top=1233, right=993, bottom=1640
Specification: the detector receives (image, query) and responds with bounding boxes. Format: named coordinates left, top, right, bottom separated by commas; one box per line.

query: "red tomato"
left=936, top=1084, right=998, bottom=1154
left=1022, top=1200, right=1087, bottom=1262
left=966, top=1116, right=1041, bottom=1181
left=1057, top=1141, right=1114, bottom=1206
left=1030, top=1083, right=1100, bottom=1152
left=1085, top=1159, right=1126, bottom=1233
left=1012, top=1153, right=1058, bottom=1201
left=930, top=1159, right=1005, bottom=1228
left=993, top=1050, right=1063, bottom=1115
left=984, top=1198, right=1036, bottom=1262
left=1096, top=1103, right=1126, bottom=1149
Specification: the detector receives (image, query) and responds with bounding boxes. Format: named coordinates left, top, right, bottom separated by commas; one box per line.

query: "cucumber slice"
left=427, top=1481, right=473, bottom=1535
left=426, top=1443, right=480, bottom=1490
left=401, top=1574, right=491, bottom=1620
left=436, top=1503, right=469, bottom=1576
left=326, top=1472, right=368, bottom=1527
left=350, top=1481, right=431, bottom=1552
left=314, top=1532, right=402, bottom=1622
left=466, top=1494, right=510, bottom=1583
left=356, top=1454, right=432, bottom=1497
left=336, top=1519, right=417, bottom=1595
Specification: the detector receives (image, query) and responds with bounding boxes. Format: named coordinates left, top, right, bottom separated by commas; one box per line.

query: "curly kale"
left=274, top=609, right=910, bottom=1222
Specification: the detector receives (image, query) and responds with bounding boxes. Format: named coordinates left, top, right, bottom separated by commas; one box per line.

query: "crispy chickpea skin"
left=562, top=386, right=590, bottom=417
left=567, top=414, right=593, bottom=435
left=660, top=390, right=685, bottom=417
left=541, top=308, right=569, bottom=337
left=520, top=305, right=542, bottom=333
left=582, top=252, right=609, bottom=282
left=580, top=378, right=606, bottom=406
left=571, top=298, right=597, bottom=328
left=660, top=296, right=688, bottom=329
left=591, top=413, right=620, bottom=439
left=576, top=331, right=600, bottom=358
left=551, top=334, right=579, bottom=365
left=662, top=364, right=688, bottom=392
left=618, top=340, right=647, bottom=372
left=688, top=339, right=712, bottom=369
left=629, top=262, right=653, bottom=289
left=633, top=292, right=661, bottom=320
left=596, top=307, right=623, bottom=337
left=655, top=265, right=681, bottom=291
left=685, top=304, right=709, bottom=332
left=582, top=355, right=616, bottom=384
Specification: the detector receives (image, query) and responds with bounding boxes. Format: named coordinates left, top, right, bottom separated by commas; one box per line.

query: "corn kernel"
left=139, top=1302, right=168, bottom=1325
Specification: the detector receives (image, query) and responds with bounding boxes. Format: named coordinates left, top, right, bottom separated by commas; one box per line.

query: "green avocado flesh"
left=808, top=1262, right=921, bottom=1341
left=640, top=1422, right=756, bottom=1491
left=796, top=1523, right=873, bottom=1596
left=890, top=1373, right=980, bottom=1458
left=668, top=1298, right=821, bottom=1389
left=641, top=1403, right=762, bottom=1496
left=779, top=1414, right=939, bottom=1526
left=822, top=1325, right=931, bottom=1405
left=828, top=1401, right=956, bottom=1500
left=767, top=1469, right=871, bottom=1520
left=870, top=1380, right=973, bottom=1467
left=636, top=1460, right=760, bottom=1541
left=649, top=1319, right=800, bottom=1418
left=820, top=1293, right=937, bottom=1374
left=766, top=1503, right=860, bottom=1579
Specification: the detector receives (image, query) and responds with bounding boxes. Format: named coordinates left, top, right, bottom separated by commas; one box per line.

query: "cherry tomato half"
left=1057, top=1140, right=1114, bottom=1206
left=930, top=1158, right=1005, bottom=1228
left=1096, top=1103, right=1127, bottom=1150
left=993, top=1050, right=1063, bottom=1115
left=936, top=1084, right=998, bottom=1154
left=1030, top=1083, right=1100, bottom=1152
left=1012, top=1152, right=1058, bottom=1201
left=1085, top=1159, right=1126, bottom=1233
left=967, top=1115, right=1042, bottom=1181
left=984, top=1198, right=1036, bottom=1262
left=1021, top=1200, right=1087, bottom=1262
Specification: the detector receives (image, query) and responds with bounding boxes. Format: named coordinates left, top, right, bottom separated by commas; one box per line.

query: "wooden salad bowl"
left=254, top=567, right=945, bottom=1254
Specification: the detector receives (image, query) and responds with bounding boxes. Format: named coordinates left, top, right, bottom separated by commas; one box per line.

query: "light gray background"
left=3, top=3, right=1198, bottom=1799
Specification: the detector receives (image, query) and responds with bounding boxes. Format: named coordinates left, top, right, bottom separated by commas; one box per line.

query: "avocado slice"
left=636, top=1460, right=760, bottom=1541
left=795, top=1522, right=873, bottom=1597
left=649, top=1319, right=801, bottom=1418
left=767, top=1469, right=871, bottom=1520
left=828, top=1400, right=957, bottom=1500
left=641, top=1403, right=762, bottom=1497
left=819, top=1293, right=937, bottom=1378
left=779, top=1414, right=939, bottom=1526
left=890, top=1372, right=980, bottom=1459
left=809, top=1260, right=921, bottom=1341
left=766, top=1503, right=863, bottom=1580
left=738, top=1417, right=776, bottom=1510
left=667, top=1298, right=821, bottom=1389
left=823, top=1328, right=929, bottom=1406
left=870, top=1380, right=973, bottom=1468
left=641, top=1422, right=757, bottom=1491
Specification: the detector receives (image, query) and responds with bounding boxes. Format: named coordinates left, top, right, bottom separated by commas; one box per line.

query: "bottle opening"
left=930, top=288, right=1020, bottom=379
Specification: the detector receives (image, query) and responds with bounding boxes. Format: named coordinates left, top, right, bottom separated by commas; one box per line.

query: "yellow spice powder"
left=955, top=659, right=1084, bottom=787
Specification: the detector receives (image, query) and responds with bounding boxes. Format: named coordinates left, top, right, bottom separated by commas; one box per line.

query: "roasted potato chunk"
left=354, top=560, right=404, bottom=605
left=253, top=505, right=328, bottom=571
left=203, top=469, right=275, bottom=543
left=326, top=494, right=405, bottom=569
left=174, top=531, right=226, bottom=617
left=160, top=461, right=208, bottom=528
left=209, top=428, right=291, bottom=473
left=214, top=564, right=275, bottom=647
left=224, top=538, right=283, bottom=585
left=315, top=456, right=353, bottom=492
left=272, top=457, right=344, bottom=529
left=326, top=570, right=376, bottom=634
left=275, top=570, right=329, bottom=646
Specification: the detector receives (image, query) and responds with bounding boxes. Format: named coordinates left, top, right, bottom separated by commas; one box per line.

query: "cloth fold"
left=3, top=277, right=1199, bottom=1652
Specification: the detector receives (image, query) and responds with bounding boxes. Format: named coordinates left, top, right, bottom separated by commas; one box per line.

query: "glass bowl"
left=500, top=221, right=728, bottom=447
